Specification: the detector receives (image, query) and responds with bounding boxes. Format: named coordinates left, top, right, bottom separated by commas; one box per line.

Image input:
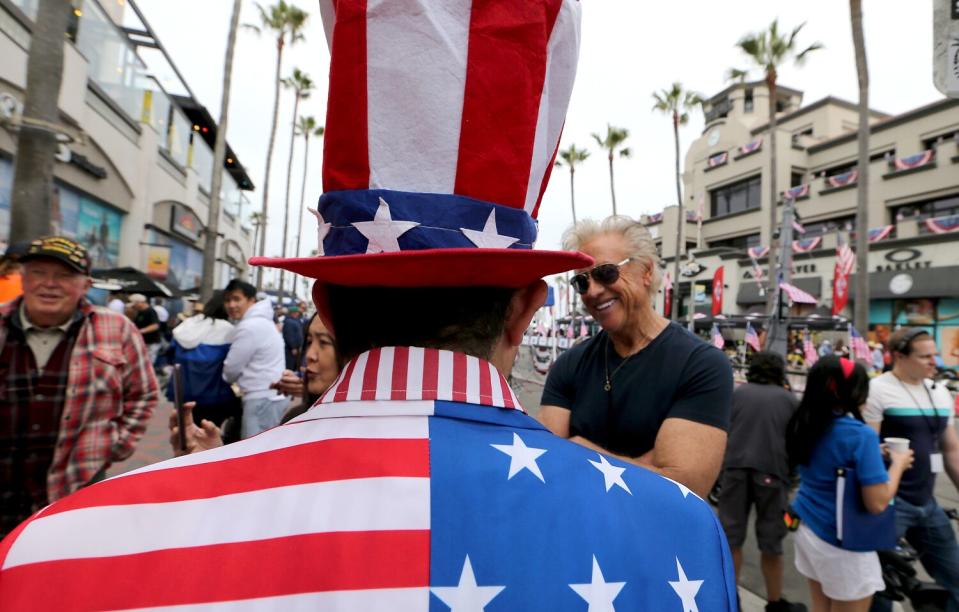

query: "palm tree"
left=200, top=0, right=242, bottom=302
left=591, top=125, right=631, bottom=215
left=292, top=115, right=324, bottom=267
left=850, top=0, right=870, bottom=333
left=250, top=211, right=265, bottom=258
left=555, top=144, right=590, bottom=225
left=9, top=0, right=72, bottom=241
left=277, top=68, right=314, bottom=302
left=652, top=83, right=702, bottom=321
left=729, top=20, right=822, bottom=314
left=244, top=1, right=308, bottom=289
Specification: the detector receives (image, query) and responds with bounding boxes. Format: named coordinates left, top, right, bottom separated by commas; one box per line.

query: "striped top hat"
left=252, top=0, right=592, bottom=287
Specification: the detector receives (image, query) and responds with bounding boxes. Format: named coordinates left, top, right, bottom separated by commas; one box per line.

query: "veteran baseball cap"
left=19, top=236, right=91, bottom=274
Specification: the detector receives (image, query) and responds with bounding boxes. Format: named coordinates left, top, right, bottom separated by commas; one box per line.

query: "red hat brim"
left=250, top=248, right=593, bottom=288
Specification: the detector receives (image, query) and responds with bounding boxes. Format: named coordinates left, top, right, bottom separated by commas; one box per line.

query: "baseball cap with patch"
left=20, top=236, right=91, bottom=274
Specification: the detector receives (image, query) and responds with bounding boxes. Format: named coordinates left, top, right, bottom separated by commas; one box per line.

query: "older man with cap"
left=0, top=4, right=736, bottom=610
left=0, top=236, right=158, bottom=539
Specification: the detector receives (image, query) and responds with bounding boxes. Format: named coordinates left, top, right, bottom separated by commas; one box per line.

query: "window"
left=823, top=163, right=856, bottom=178
left=790, top=171, right=805, bottom=187
left=707, top=233, right=760, bottom=250
left=744, top=88, right=754, bottom=113
left=893, top=194, right=959, bottom=235
left=710, top=175, right=762, bottom=218
left=800, top=216, right=855, bottom=236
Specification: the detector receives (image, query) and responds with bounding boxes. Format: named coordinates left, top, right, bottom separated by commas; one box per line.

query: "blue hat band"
left=316, top=189, right=538, bottom=257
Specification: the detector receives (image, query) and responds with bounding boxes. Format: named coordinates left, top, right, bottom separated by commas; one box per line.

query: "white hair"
left=562, top=215, right=662, bottom=294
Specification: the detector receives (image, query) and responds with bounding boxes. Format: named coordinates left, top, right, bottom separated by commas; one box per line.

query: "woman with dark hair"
left=166, top=291, right=241, bottom=430
left=787, top=356, right=913, bottom=611
left=171, top=313, right=340, bottom=454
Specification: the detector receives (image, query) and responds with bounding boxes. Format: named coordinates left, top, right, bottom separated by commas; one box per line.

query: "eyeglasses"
left=571, top=258, right=632, bottom=294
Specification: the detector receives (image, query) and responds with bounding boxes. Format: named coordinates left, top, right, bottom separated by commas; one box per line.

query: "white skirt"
left=794, top=523, right=886, bottom=601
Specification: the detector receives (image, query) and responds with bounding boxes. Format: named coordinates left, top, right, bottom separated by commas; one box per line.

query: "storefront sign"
left=171, top=204, right=202, bottom=242
left=56, top=145, right=108, bottom=180
left=146, top=244, right=171, bottom=280
left=681, top=261, right=706, bottom=277
left=742, top=263, right=817, bottom=279
left=876, top=248, right=932, bottom=272
left=889, top=273, right=914, bottom=296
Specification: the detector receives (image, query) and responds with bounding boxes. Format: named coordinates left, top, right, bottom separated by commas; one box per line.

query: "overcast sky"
left=135, top=0, right=941, bottom=268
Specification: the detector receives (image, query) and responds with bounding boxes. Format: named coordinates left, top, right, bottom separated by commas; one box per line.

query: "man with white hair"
left=539, top=216, right=733, bottom=498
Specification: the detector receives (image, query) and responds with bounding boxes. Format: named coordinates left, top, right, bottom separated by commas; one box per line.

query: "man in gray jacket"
left=221, top=279, right=287, bottom=438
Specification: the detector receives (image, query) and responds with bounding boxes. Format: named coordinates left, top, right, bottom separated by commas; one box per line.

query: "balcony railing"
left=75, top=0, right=149, bottom=122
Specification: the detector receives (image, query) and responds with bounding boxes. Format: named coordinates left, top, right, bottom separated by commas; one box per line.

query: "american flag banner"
left=696, top=193, right=705, bottom=222
left=0, top=347, right=738, bottom=610
left=747, top=246, right=769, bottom=259
left=792, top=237, right=821, bottom=253
left=711, top=324, right=726, bottom=350
left=750, top=257, right=764, bottom=283
left=784, top=184, right=810, bottom=200
left=779, top=280, right=818, bottom=305
left=868, top=225, right=894, bottom=243
left=826, top=169, right=858, bottom=189
left=836, top=241, right=856, bottom=276
left=893, top=150, right=935, bottom=172
left=663, top=269, right=673, bottom=317
left=645, top=212, right=664, bottom=224
left=707, top=151, right=729, bottom=168
left=803, top=330, right=818, bottom=367
left=792, top=219, right=806, bottom=234
left=579, top=320, right=588, bottom=338
left=565, top=320, right=575, bottom=338
left=685, top=210, right=700, bottom=222
left=737, top=138, right=763, bottom=156
left=924, top=214, right=959, bottom=234
left=745, top=322, right=762, bottom=352
left=849, top=325, right=872, bottom=362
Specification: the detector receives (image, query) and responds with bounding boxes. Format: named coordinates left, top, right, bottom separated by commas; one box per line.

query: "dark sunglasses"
left=571, top=258, right=632, bottom=294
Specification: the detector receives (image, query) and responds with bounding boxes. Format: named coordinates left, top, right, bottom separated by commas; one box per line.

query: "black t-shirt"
left=134, top=307, right=161, bottom=345
left=724, top=382, right=799, bottom=481
left=541, top=322, right=733, bottom=458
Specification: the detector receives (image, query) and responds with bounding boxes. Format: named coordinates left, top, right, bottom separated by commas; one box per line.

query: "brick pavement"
left=107, top=399, right=176, bottom=477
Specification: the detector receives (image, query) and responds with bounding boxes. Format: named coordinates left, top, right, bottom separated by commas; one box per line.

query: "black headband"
left=893, top=328, right=930, bottom=355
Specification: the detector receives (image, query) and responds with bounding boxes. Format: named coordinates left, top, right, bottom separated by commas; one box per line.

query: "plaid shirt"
left=0, top=298, right=158, bottom=503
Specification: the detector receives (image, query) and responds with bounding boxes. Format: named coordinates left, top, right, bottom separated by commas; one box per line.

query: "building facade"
left=0, top=0, right=256, bottom=293
left=647, top=81, right=959, bottom=366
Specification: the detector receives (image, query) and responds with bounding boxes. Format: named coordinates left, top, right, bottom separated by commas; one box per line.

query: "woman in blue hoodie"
left=167, top=291, right=241, bottom=432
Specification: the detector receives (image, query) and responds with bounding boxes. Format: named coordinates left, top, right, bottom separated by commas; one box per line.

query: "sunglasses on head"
left=571, top=258, right=632, bottom=294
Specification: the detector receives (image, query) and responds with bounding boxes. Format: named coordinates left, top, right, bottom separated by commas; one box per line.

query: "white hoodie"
left=222, top=299, right=285, bottom=399
left=172, top=315, right=234, bottom=349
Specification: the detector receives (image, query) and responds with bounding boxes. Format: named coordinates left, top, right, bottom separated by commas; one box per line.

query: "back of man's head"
left=746, top=351, right=786, bottom=386
left=326, top=285, right=517, bottom=365
left=224, top=279, right=257, bottom=299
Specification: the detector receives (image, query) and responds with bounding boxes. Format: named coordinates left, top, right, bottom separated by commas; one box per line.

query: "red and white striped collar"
left=318, top=347, right=524, bottom=412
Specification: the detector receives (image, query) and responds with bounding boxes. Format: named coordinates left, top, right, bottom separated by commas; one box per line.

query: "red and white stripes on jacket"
left=320, top=347, right=523, bottom=411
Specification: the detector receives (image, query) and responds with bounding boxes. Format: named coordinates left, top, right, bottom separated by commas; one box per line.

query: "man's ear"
left=503, top=280, right=547, bottom=348
left=311, top=281, right=335, bottom=334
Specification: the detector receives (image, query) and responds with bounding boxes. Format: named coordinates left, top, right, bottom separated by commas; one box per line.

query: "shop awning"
left=737, top=277, right=822, bottom=306
left=92, top=267, right=179, bottom=298
left=849, top=266, right=959, bottom=300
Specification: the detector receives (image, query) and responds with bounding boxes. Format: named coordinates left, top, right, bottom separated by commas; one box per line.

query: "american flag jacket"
left=0, top=347, right=737, bottom=611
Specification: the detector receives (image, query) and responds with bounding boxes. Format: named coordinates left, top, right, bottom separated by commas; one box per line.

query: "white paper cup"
left=884, top=437, right=910, bottom=453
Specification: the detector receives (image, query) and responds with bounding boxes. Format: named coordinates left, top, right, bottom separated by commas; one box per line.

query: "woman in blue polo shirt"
left=786, top=356, right=914, bottom=611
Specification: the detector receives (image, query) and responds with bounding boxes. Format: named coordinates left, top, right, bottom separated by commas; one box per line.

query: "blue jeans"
left=895, top=496, right=959, bottom=612
left=241, top=396, right=289, bottom=439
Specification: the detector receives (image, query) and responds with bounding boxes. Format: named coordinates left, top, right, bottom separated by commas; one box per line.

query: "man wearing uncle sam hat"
left=0, top=2, right=736, bottom=610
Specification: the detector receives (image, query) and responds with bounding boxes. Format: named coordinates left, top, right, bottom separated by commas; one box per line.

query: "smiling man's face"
left=577, top=233, right=650, bottom=336
left=21, top=259, right=91, bottom=326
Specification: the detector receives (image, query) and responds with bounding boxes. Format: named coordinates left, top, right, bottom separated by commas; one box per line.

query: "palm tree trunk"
left=10, top=0, right=71, bottom=241
left=200, top=0, right=241, bottom=302
left=851, top=0, right=870, bottom=332
left=608, top=154, right=617, bottom=216
left=765, top=74, right=780, bottom=317
left=256, top=36, right=285, bottom=289
left=292, top=132, right=311, bottom=289
left=671, top=113, right=683, bottom=321
left=252, top=220, right=261, bottom=260
left=568, top=166, right=577, bottom=225
left=278, top=93, right=300, bottom=303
